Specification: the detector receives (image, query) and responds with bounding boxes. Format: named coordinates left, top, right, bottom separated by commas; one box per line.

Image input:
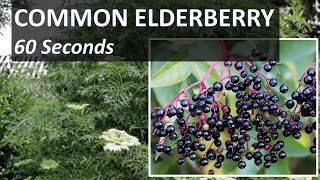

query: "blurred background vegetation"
left=0, top=0, right=319, bottom=179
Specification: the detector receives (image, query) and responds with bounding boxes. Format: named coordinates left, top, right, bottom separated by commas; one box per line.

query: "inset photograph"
left=149, top=39, right=318, bottom=176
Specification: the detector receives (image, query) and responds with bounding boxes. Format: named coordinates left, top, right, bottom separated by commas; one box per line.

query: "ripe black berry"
left=263, top=64, right=272, bottom=72
left=245, top=152, right=253, bottom=160
left=166, top=125, right=175, bottom=133
left=238, top=161, right=246, bottom=169
left=269, top=59, right=277, bottom=66
left=254, top=151, right=262, bottom=159
left=208, top=169, right=214, bottom=175
left=264, top=154, right=271, bottom=161
left=304, top=75, right=313, bottom=84
left=177, top=118, right=185, bottom=126
left=254, top=159, right=262, bottom=166
left=264, top=161, right=271, bottom=168
left=154, top=121, right=163, bottom=129
left=206, top=149, right=216, bottom=160
left=189, top=152, right=197, bottom=161
left=293, top=131, right=301, bottom=139
left=241, top=70, right=248, bottom=78
left=232, top=154, right=241, bottom=162
left=235, top=61, right=243, bottom=70
left=250, top=65, right=258, bottom=73
left=180, top=99, right=189, bottom=107
left=156, top=144, right=164, bottom=152
left=271, top=95, right=279, bottom=103
left=200, top=158, right=209, bottom=166
left=225, top=81, right=233, bottom=90
left=177, top=157, right=184, bottom=165
left=307, top=68, right=316, bottom=77
left=207, top=87, right=215, bottom=95
left=231, top=75, right=240, bottom=83
left=278, top=150, right=286, bottom=159
left=285, top=100, right=295, bottom=109
left=269, top=78, right=277, bottom=87
left=305, top=125, right=313, bottom=134
left=214, top=139, right=222, bottom=147
left=280, top=85, right=288, bottom=93
left=177, top=140, right=184, bottom=147
left=169, top=132, right=177, bottom=140
left=163, top=146, right=171, bottom=154
left=187, top=126, right=196, bottom=134
left=270, top=155, right=278, bottom=163
left=206, top=97, right=214, bottom=104
left=291, top=91, right=299, bottom=100
left=213, top=82, right=223, bottom=91
left=252, top=48, right=260, bottom=57
left=192, top=94, right=199, bottom=102
left=156, top=109, right=165, bottom=117
left=259, top=52, right=268, bottom=61
left=199, top=144, right=206, bottom=151
left=214, top=161, right=222, bottom=168
left=224, top=60, right=232, bottom=67
left=217, top=154, right=224, bottom=162
left=277, top=140, right=284, bottom=148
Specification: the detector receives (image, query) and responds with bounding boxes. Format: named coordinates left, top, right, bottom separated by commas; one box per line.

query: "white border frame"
left=148, top=38, right=319, bottom=177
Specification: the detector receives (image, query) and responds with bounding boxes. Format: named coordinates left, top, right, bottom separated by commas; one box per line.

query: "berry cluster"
left=151, top=44, right=317, bottom=175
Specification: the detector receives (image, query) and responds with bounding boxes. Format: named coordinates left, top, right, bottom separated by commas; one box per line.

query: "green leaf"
left=282, top=137, right=310, bottom=157
left=151, top=61, right=192, bottom=88
left=40, top=159, right=59, bottom=170
left=225, top=90, right=238, bottom=117
left=188, top=41, right=223, bottom=61
left=152, top=83, right=181, bottom=107
left=280, top=40, right=316, bottom=62
left=276, top=61, right=298, bottom=99
left=265, top=158, right=290, bottom=174
left=180, top=77, right=195, bottom=101
left=222, top=159, right=237, bottom=174
left=151, top=61, right=167, bottom=76
left=191, top=61, right=219, bottom=86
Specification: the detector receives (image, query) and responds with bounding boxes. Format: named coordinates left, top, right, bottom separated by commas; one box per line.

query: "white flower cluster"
left=99, top=128, right=141, bottom=152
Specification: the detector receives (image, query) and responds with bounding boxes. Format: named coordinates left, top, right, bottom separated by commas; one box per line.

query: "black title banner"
left=12, top=0, right=280, bottom=61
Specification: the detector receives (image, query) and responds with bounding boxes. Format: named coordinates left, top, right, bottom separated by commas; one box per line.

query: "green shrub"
left=0, top=75, right=33, bottom=179
left=5, top=99, right=149, bottom=179
left=44, top=61, right=148, bottom=140
left=1, top=61, right=150, bottom=179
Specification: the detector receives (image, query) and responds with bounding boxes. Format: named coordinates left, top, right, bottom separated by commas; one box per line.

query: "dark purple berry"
left=200, top=158, right=209, bottom=166
left=280, top=85, right=288, bottom=93
left=264, top=64, right=272, bottom=72
left=252, top=48, right=260, bottom=57
left=177, top=157, right=184, bottom=165
left=235, top=61, right=243, bottom=70
left=269, top=78, right=277, bottom=87
left=238, top=161, right=246, bottom=169
left=285, top=100, right=295, bottom=109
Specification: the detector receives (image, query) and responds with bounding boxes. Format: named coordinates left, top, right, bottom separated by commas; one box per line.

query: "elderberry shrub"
left=151, top=47, right=317, bottom=175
